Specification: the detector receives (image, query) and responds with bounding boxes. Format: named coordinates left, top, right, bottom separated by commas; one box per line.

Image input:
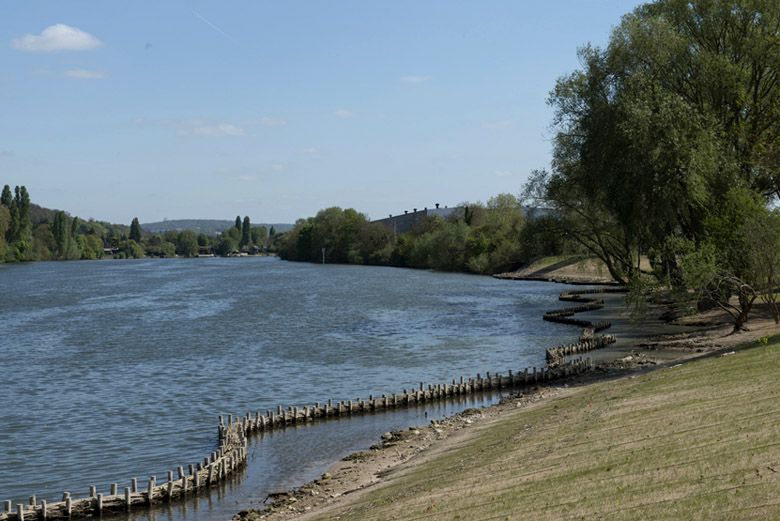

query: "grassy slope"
left=314, top=342, right=780, bottom=520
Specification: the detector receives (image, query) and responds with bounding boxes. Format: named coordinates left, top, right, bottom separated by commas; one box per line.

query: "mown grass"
left=314, top=342, right=780, bottom=520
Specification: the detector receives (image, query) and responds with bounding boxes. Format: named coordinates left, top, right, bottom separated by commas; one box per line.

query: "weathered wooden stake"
left=147, top=476, right=155, bottom=505
left=16, top=504, right=23, bottom=521
left=124, top=487, right=131, bottom=510
left=3, top=500, right=11, bottom=513
left=89, top=486, right=96, bottom=498
left=110, top=483, right=117, bottom=496
left=96, top=493, right=103, bottom=515
left=28, top=496, right=35, bottom=507
left=41, top=500, right=47, bottom=521
left=131, top=478, right=137, bottom=493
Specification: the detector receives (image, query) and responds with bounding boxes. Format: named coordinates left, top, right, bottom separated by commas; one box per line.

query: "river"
left=0, top=257, right=588, bottom=520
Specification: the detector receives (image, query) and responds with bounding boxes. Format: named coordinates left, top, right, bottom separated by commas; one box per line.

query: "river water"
left=0, top=257, right=588, bottom=519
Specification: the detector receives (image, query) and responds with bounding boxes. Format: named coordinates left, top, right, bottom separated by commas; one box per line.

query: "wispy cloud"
left=400, top=75, right=431, bottom=84
left=260, top=116, right=287, bottom=128
left=334, top=109, right=353, bottom=119
left=64, top=68, right=106, bottom=80
left=483, top=120, right=512, bottom=130
left=12, top=24, right=102, bottom=52
left=193, top=11, right=239, bottom=44
left=301, top=147, right=320, bottom=155
left=181, top=122, right=245, bottom=137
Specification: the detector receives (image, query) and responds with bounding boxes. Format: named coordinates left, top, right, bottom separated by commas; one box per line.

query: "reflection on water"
left=0, top=257, right=583, bottom=520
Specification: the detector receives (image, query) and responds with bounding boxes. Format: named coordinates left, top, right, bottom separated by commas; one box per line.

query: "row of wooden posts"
left=543, top=288, right=625, bottom=365
left=546, top=334, right=617, bottom=365
left=1, top=421, right=248, bottom=521
left=1, top=288, right=623, bottom=521
left=0, top=358, right=595, bottom=521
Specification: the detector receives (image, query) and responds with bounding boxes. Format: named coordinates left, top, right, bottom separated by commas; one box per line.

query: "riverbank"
left=237, top=304, right=780, bottom=520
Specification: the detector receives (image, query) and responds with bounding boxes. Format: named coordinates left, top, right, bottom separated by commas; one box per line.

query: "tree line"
left=0, top=185, right=273, bottom=262
left=277, top=194, right=564, bottom=275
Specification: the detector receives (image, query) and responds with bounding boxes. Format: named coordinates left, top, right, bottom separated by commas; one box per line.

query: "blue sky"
left=1, top=1, right=643, bottom=224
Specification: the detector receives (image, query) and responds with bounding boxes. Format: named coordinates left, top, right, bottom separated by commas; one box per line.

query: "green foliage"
left=536, top=0, right=780, bottom=287
left=250, top=226, right=267, bottom=247
left=121, top=239, right=145, bottom=259
left=241, top=216, right=251, bottom=247
left=176, top=230, right=199, bottom=257
left=0, top=185, right=11, bottom=208
left=279, top=194, right=533, bottom=274
left=79, top=234, right=104, bottom=260
left=129, top=217, right=142, bottom=243
left=159, top=241, right=177, bottom=258
left=215, top=236, right=238, bottom=256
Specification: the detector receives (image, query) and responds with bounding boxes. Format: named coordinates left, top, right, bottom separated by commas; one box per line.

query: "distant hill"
left=141, top=219, right=293, bottom=236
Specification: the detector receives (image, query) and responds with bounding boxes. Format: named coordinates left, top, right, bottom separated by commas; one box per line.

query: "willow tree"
left=537, top=0, right=780, bottom=287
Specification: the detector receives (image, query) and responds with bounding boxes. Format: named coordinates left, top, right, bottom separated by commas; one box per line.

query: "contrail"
left=193, top=10, right=239, bottom=44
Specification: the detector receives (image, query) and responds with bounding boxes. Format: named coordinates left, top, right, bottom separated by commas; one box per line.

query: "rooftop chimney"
left=413, top=208, right=417, bottom=212
left=435, top=203, right=440, bottom=209
left=404, top=210, right=408, bottom=215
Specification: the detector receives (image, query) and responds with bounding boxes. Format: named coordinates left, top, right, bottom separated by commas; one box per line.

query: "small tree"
left=176, top=230, right=199, bottom=257
left=0, top=185, right=11, bottom=208
left=241, top=216, right=251, bottom=247
left=129, top=217, right=142, bottom=242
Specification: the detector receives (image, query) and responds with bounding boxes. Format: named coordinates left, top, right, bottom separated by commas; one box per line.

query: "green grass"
left=314, top=342, right=780, bottom=520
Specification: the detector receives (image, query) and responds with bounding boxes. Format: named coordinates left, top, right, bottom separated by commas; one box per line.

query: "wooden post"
left=147, top=476, right=155, bottom=505
left=89, top=486, right=96, bottom=498
left=130, top=478, right=137, bottom=493
left=124, top=488, right=131, bottom=510
left=167, top=480, right=174, bottom=501
left=96, top=494, right=103, bottom=515
left=28, top=496, right=35, bottom=507
left=177, top=466, right=184, bottom=479
left=41, top=501, right=47, bottom=521
left=110, top=483, right=117, bottom=496
left=16, top=504, right=23, bottom=521
left=65, top=496, right=72, bottom=518
left=3, top=500, right=11, bottom=513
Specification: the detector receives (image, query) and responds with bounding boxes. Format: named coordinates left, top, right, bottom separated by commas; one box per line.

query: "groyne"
left=1, top=286, right=626, bottom=521
left=0, top=359, right=592, bottom=521
left=542, top=287, right=627, bottom=365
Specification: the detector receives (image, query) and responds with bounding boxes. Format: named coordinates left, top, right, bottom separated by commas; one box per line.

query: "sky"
left=1, top=1, right=644, bottom=225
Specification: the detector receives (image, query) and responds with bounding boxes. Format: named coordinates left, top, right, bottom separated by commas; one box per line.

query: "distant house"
left=373, top=204, right=465, bottom=234
left=103, top=247, right=119, bottom=255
